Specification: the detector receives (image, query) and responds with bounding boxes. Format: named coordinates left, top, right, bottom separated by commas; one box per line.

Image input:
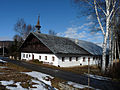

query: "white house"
left=19, top=17, right=102, bottom=67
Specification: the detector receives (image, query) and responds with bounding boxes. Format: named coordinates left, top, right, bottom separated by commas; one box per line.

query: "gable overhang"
left=19, top=32, right=54, bottom=54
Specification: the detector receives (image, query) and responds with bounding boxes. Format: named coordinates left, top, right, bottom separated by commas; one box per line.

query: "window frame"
left=23, top=54, right=25, bottom=58
left=88, top=57, right=90, bottom=62
left=39, top=56, right=41, bottom=60
left=52, top=56, right=55, bottom=61
left=45, top=56, right=47, bottom=60
left=26, top=54, right=28, bottom=58
left=76, top=57, right=78, bottom=61
left=93, top=57, right=95, bottom=60
left=62, top=57, right=65, bottom=62
left=69, top=57, right=72, bottom=61
left=83, top=57, right=86, bottom=62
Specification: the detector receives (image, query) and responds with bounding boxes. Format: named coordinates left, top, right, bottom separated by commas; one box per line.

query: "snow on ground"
left=0, top=81, right=27, bottom=90
left=0, top=59, right=7, bottom=63
left=0, top=80, right=48, bottom=90
left=31, top=79, right=48, bottom=90
left=7, top=82, right=27, bottom=90
left=67, top=81, right=93, bottom=89
left=85, top=74, right=111, bottom=81
left=24, top=71, right=54, bottom=86
left=0, top=66, right=7, bottom=68
left=0, top=80, right=14, bottom=86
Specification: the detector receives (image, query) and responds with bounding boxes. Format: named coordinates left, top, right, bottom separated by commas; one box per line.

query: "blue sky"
left=0, top=0, right=103, bottom=46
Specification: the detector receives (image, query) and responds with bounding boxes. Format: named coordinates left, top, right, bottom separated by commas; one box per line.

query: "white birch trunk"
left=117, top=39, right=120, bottom=60
left=102, top=34, right=108, bottom=72
left=91, top=0, right=116, bottom=72
left=101, top=0, right=110, bottom=72
left=111, top=38, right=114, bottom=67
left=115, top=39, right=117, bottom=65
left=108, top=29, right=112, bottom=68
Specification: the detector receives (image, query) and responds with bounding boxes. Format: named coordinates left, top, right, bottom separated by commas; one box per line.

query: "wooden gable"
left=20, top=33, right=53, bottom=53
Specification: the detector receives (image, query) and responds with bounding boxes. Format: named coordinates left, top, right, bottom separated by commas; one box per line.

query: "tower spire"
left=35, top=15, right=41, bottom=33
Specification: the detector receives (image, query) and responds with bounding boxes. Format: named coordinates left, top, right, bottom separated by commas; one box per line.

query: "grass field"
left=0, top=63, right=35, bottom=89
left=28, top=60, right=102, bottom=75
left=0, top=61, right=95, bottom=90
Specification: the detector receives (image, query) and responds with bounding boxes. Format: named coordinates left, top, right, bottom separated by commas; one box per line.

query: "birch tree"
left=73, top=0, right=119, bottom=72
left=111, top=15, right=120, bottom=66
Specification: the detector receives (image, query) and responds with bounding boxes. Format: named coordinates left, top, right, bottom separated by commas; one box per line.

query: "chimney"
left=75, top=39, right=79, bottom=44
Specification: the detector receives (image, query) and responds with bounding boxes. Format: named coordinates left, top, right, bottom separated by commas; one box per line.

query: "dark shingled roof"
left=32, top=32, right=90, bottom=55
left=21, top=32, right=103, bottom=55
left=70, top=39, right=103, bottom=55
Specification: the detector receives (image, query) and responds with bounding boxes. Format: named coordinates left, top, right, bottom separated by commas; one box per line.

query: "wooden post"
left=88, top=57, right=90, bottom=89
left=3, top=42, right=4, bottom=58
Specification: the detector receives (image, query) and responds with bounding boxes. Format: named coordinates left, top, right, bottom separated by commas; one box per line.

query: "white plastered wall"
left=58, top=56, right=100, bottom=67
left=21, top=52, right=58, bottom=66
left=21, top=52, right=100, bottom=67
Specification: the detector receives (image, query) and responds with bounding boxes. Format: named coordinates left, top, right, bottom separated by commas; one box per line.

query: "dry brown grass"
left=5, top=63, right=32, bottom=72
left=0, top=84, right=8, bottom=90
left=28, top=60, right=101, bottom=75
left=51, top=77, right=66, bottom=89
left=0, top=62, right=38, bottom=89
left=51, top=77, right=94, bottom=90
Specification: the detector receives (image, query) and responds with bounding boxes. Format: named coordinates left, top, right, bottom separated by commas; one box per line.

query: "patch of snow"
left=67, top=81, right=93, bottom=89
left=24, top=71, right=54, bottom=86
left=0, top=66, right=7, bottom=68
left=0, top=59, right=7, bottom=63
left=0, top=80, right=14, bottom=85
left=31, top=79, right=47, bottom=90
left=6, top=82, right=27, bottom=90
left=0, top=72, right=4, bottom=74
left=85, top=74, right=111, bottom=81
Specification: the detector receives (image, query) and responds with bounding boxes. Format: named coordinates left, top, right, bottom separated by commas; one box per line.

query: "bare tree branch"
left=94, top=0, right=105, bottom=35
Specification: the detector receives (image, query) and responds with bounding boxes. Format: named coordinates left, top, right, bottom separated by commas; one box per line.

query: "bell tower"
left=35, top=15, right=41, bottom=33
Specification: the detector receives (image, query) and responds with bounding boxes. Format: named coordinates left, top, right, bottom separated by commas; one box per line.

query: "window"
left=62, top=57, right=65, bottom=62
left=52, top=56, right=55, bottom=61
left=96, top=57, right=98, bottom=60
left=23, top=54, right=25, bottom=58
left=39, top=56, right=41, bottom=59
left=45, top=56, right=47, bottom=60
left=88, top=57, right=90, bottom=62
left=83, top=57, right=85, bottom=62
left=69, top=57, right=72, bottom=61
left=26, top=54, right=28, bottom=58
left=29, top=54, right=31, bottom=57
left=76, top=57, right=78, bottom=61
left=99, top=56, right=101, bottom=60
left=93, top=57, right=95, bottom=60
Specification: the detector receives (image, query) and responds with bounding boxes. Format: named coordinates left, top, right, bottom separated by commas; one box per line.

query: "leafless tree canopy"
left=14, top=18, right=35, bottom=40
